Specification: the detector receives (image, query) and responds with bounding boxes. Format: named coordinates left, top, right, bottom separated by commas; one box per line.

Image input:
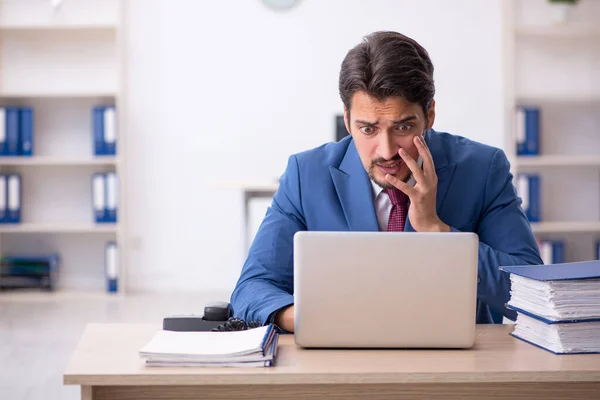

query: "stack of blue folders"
left=500, top=260, right=600, bottom=354
left=139, top=324, right=279, bottom=367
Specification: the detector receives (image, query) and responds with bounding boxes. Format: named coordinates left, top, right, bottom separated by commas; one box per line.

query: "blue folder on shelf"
left=516, top=106, right=540, bottom=156
left=18, top=107, right=34, bottom=156
left=92, top=105, right=117, bottom=156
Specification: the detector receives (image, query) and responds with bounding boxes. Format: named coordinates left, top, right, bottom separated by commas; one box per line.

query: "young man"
left=230, top=31, right=543, bottom=332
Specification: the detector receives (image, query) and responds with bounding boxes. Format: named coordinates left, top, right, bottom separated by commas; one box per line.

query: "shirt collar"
left=370, top=179, right=385, bottom=199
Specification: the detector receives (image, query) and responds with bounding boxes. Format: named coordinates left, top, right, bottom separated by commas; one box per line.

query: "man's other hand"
left=274, top=305, right=295, bottom=332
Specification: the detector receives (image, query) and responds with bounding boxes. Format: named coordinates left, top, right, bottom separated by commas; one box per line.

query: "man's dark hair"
left=339, top=31, right=435, bottom=118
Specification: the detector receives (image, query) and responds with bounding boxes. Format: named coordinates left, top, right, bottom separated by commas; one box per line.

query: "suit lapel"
left=329, top=141, right=379, bottom=231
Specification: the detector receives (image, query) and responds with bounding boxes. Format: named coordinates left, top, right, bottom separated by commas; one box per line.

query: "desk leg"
left=81, top=386, right=93, bottom=400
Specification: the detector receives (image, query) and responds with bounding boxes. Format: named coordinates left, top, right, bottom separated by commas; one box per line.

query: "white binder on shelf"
left=92, top=173, right=106, bottom=223
left=0, top=108, right=6, bottom=155
left=516, top=173, right=540, bottom=222
left=105, top=172, right=118, bottom=223
left=7, top=174, right=21, bottom=223
left=103, top=107, right=117, bottom=156
left=539, top=240, right=565, bottom=265
left=0, top=175, right=6, bottom=223
left=105, top=241, right=118, bottom=293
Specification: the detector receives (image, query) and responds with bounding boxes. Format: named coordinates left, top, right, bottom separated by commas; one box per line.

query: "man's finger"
left=414, top=135, right=435, bottom=177
left=399, top=147, right=425, bottom=183
left=385, top=173, right=418, bottom=198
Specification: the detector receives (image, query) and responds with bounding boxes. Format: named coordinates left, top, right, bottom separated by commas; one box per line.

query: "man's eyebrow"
left=355, top=119, right=378, bottom=126
left=391, top=115, right=418, bottom=124
left=354, top=115, right=418, bottom=126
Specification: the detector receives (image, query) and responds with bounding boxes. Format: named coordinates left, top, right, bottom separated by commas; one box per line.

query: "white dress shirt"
left=371, top=181, right=392, bottom=232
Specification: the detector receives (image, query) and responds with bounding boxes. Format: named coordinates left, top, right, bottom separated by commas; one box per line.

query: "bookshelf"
left=0, top=0, right=126, bottom=294
left=503, top=0, right=600, bottom=263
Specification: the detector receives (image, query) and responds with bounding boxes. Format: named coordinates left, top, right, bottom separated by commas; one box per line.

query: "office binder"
left=92, top=106, right=117, bottom=156
left=105, top=241, right=118, bottom=293
left=92, top=173, right=107, bottom=223
left=18, top=107, right=33, bottom=156
left=7, top=174, right=21, bottom=223
left=540, top=240, right=564, bottom=265
left=501, top=260, right=600, bottom=284
left=515, top=106, right=540, bottom=156
left=0, top=175, right=6, bottom=223
left=0, top=107, right=19, bottom=156
left=105, top=172, right=118, bottom=223
left=501, top=260, right=600, bottom=354
left=501, top=260, right=600, bottom=322
left=516, top=173, right=540, bottom=222
left=93, top=106, right=106, bottom=155
left=103, top=106, right=117, bottom=156
left=0, top=109, right=5, bottom=155
left=511, top=312, right=600, bottom=355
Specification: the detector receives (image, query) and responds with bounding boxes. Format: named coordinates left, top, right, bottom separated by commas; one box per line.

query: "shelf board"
left=0, top=223, right=118, bottom=234
left=0, top=23, right=117, bottom=31
left=531, top=221, right=600, bottom=234
left=516, top=95, right=600, bottom=106
left=0, top=156, right=118, bottom=167
left=516, top=24, right=600, bottom=39
left=0, top=91, right=116, bottom=99
left=516, top=155, right=600, bottom=168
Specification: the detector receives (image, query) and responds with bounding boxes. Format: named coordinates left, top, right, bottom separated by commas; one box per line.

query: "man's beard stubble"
left=368, top=153, right=410, bottom=190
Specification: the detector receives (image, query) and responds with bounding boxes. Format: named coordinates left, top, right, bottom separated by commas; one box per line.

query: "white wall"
left=123, top=0, right=505, bottom=294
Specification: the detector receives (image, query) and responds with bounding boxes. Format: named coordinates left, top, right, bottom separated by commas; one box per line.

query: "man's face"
left=344, top=91, right=435, bottom=189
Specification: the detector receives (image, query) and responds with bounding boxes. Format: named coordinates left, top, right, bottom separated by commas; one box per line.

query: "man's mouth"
left=375, top=161, right=403, bottom=175
left=377, top=161, right=401, bottom=168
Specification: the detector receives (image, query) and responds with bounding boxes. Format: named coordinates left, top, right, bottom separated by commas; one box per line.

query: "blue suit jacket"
left=230, top=129, right=543, bottom=325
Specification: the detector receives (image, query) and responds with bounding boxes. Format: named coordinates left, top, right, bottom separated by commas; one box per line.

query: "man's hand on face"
left=384, top=135, right=450, bottom=233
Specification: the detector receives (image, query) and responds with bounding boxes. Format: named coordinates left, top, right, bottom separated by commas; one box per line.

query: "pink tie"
left=385, top=188, right=409, bottom=232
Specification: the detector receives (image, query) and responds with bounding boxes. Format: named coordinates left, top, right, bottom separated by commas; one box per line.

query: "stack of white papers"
left=500, top=261, right=600, bottom=354
left=139, top=324, right=279, bottom=367
left=513, top=313, right=600, bottom=354
left=508, top=275, right=600, bottom=321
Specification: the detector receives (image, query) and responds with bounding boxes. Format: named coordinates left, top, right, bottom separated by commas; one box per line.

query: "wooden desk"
left=64, top=324, right=600, bottom=400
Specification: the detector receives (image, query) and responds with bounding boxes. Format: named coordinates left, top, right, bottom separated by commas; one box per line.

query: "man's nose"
left=377, top=134, right=398, bottom=160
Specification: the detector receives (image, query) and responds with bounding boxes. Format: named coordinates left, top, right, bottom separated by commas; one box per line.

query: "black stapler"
left=162, top=301, right=233, bottom=332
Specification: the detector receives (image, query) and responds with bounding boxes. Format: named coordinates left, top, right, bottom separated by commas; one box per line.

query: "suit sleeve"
left=450, top=149, right=543, bottom=320
left=230, top=155, right=306, bottom=325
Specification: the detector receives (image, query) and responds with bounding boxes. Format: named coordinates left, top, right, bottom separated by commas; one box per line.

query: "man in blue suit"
left=231, top=31, right=543, bottom=332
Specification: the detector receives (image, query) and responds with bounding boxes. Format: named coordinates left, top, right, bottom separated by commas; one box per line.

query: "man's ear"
left=426, top=99, right=436, bottom=130
left=343, top=108, right=352, bottom=136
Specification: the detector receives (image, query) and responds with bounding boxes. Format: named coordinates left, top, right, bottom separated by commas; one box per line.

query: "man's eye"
left=360, top=126, right=375, bottom=135
left=396, top=125, right=412, bottom=132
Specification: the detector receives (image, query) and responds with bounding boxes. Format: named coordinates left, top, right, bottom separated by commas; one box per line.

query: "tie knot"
left=385, top=187, right=408, bottom=206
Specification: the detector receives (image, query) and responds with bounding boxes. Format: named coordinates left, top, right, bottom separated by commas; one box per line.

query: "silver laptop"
left=293, top=231, right=479, bottom=348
